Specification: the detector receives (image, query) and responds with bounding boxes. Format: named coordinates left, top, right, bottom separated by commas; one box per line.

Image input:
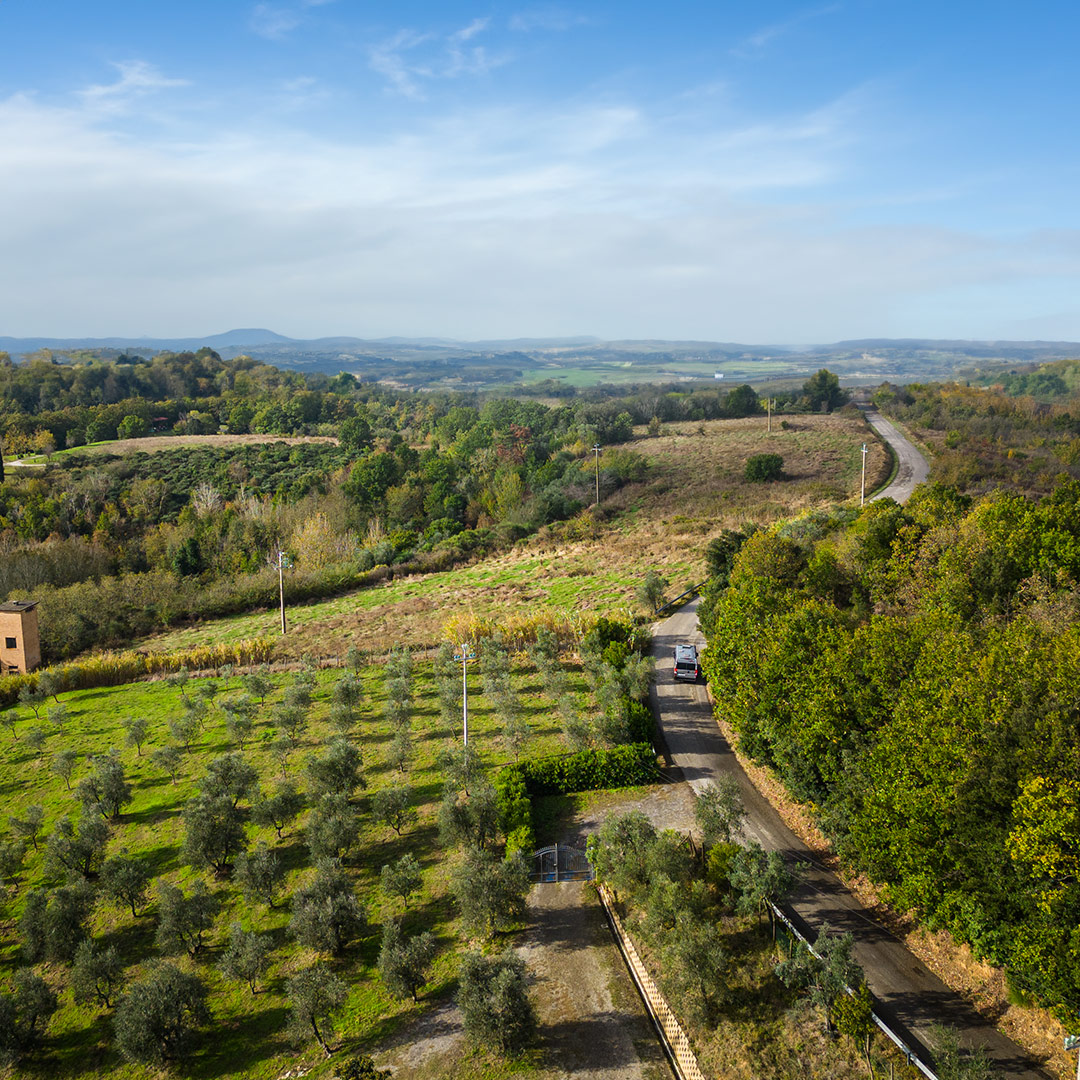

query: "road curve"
left=650, top=600, right=1051, bottom=1079
left=864, top=408, right=930, bottom=504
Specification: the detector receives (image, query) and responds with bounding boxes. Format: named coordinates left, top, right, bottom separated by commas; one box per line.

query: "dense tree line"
left=700, top=480, right=1080, bottom=1022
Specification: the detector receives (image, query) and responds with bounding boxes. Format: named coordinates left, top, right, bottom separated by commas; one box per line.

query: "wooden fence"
left=597, top=883, right=707, bottom=1080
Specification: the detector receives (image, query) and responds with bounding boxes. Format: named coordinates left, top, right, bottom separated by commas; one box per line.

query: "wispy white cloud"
left=250, top=4, right=302, bottom=40
left=250, top=0, right=333, bottom=41
left=508, top=7, right=590, bottom=33
left=77, top=61, right=188, bottom=110
left=734, top=3, right=841, bottom=55
left=369, top=20, right=507, bottom=99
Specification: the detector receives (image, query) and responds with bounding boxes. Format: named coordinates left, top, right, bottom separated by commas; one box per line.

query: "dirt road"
left=652, top=599, right=1051, bottom=1079
left=518, top=881, right=670, bottom=1080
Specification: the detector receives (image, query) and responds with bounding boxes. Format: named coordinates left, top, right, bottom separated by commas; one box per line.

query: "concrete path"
left=863, top=408, right=930, bottom=503
left=651, top=599, right=1052, bottom=1079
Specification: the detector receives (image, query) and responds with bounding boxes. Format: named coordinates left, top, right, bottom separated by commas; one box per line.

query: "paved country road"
left=651, top=600, right=1052, bottom=1079
left=864, top=408, right=930, bottom=503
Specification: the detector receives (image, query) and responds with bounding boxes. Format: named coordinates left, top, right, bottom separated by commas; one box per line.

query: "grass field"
left=0, top=652, right=590, bottom=1078
left=13, top=433, right=337, bottom=465
left=135, top=413, right=885, bottom=661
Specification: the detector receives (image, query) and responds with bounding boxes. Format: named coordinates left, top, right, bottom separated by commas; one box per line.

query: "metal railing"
left=655, top=580, right=708, bottom=616
left=766, top=899, right=939, bottom=1080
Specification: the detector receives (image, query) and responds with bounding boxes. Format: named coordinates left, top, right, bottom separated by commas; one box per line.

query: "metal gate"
left=530, top=844, right=593, bottom=883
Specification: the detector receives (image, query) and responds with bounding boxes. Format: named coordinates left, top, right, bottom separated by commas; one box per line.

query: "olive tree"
left=113, top=964, right=209, bottom=1066
left=457, top=950, right=535, bottom=1056
left=285, top=965, right=346, bottom=1057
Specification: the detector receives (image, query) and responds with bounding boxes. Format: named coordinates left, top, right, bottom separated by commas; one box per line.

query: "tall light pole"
left=453, top=644, right=476, bottom=744
left=277, top=550, right=292, bottom=634
left=592, top=443, right=601, bottom=506
left=860, top=444, right=868, bottom=507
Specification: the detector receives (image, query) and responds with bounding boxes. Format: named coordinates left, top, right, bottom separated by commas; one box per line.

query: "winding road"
left=647, top=422, right=1053, bottom=1077
left=864, top=408, right=931, bottom=503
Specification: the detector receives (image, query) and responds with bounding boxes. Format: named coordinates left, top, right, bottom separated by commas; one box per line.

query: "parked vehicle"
left=673, top=643, right=701, bottom=682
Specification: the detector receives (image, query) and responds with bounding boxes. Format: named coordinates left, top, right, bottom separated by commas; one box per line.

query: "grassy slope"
left=0, top=657, right=587, bottom=1079
left=137, top=414, right=887, bottom=661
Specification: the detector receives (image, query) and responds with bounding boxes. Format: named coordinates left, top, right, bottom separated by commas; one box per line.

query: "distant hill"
left=3, top=330, right=1080, bottom=390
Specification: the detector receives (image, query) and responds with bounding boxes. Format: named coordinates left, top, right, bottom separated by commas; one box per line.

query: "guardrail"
left=597, top=883, right=707, bottom=1080
left=655, top=581, right=709, bottom=616
left=765, top=899, right=939, bottom=1080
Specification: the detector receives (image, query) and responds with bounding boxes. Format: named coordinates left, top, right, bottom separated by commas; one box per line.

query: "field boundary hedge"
left=497, top=743, right=658, bottom=854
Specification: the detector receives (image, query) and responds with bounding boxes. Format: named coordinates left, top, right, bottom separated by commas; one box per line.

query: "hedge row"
left=512, top=743, right=658, bottom=799
left=0, top=638, right=274, bottom=709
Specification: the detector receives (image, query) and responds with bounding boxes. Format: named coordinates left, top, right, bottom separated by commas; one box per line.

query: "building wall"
left=0, top=608, right=40, bottom=674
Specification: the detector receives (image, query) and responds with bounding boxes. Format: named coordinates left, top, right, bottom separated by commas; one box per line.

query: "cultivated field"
left=0, top=654, right=590, bottom=1078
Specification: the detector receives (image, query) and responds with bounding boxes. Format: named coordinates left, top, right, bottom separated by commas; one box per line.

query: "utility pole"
left=860, top=444, right=868, bottom=507
left=277, top=550, right=292, bottom=634
left=592, top=443, right=601, bottom=505
left=453, top=644, right=476, bottom=744
left=767, top=397, right=772, bottom=434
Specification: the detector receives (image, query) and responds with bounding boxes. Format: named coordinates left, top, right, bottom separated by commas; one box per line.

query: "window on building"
left=5, top=638, right=16, bottom=649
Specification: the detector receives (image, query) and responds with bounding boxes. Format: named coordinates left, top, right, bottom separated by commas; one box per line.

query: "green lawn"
left=0, top=652, right=590, bottom=1078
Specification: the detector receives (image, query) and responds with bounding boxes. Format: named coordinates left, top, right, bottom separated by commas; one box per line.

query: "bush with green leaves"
left=744, top=452, right=784, bottom=482
left=511, top=743, right=656, bottom=798
left=457, top=950, right=536, bottom=1056
left=113, top=963, right=209, bottom=1066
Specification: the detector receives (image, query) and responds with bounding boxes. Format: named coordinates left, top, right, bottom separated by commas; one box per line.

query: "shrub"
left=745, top=452, right=784, bottom=482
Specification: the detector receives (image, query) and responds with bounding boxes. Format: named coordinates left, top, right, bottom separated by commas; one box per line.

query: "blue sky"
left=2, top=1, right=1079, bottom=342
